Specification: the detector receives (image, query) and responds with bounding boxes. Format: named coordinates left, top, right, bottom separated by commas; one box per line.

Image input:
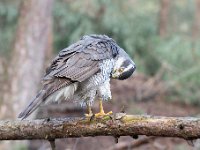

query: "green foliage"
left=0, top=2, right=19, bottom=56
left=53, top=0, right=160, bottom=74
left=153, top=36, right=200, bottom=104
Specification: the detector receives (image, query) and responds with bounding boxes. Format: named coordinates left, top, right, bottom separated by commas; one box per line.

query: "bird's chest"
left=88, top=59, right=114, bottom=87
left=78, top=59, right=115, bottom=91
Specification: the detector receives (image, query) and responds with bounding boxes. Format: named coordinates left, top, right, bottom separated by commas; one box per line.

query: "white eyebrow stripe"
left=124, top=64, right=133, bottom=72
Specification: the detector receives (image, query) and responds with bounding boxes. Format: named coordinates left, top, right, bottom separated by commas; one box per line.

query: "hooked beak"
left=111, top=69, right=121, bottom=79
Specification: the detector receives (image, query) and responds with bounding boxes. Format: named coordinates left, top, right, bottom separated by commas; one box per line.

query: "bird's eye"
left=119, top=68, right=124, bottom=73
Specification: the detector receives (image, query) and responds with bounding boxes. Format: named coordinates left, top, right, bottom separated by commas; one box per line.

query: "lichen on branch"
left=0, top=114, right=200, bottom=140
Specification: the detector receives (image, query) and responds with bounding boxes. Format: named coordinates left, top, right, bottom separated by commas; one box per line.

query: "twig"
left=49, top=139, right=56, bottom=150
left=108, top=136, right=156, bottom=150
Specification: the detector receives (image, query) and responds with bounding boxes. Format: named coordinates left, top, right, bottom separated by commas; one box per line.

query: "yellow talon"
left=95, top=111, right=113, bottom=117
left=85, top=99, right=113, bottom=118
left=85, top=113, right=93, bottom=117
left=95, top=99, right=112, bottom=118
left=85, top=103, right=93, bottom=117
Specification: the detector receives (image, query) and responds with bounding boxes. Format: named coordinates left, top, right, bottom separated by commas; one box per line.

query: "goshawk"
left=18, top=34, right=136, bottom=119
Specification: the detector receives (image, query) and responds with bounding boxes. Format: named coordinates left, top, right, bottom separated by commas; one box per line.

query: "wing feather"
left=44, top=35, right=119, bottom=83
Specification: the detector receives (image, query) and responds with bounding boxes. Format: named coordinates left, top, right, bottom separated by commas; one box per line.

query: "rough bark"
left=0, top=114, right=200, bottom=140
left=2, top=0, right=53, bottom=119
left=158, top=0, right=170, bottom=37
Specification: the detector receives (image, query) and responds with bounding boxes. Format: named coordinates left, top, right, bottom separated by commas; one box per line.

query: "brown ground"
left=30, top=73, right=200, bottom=150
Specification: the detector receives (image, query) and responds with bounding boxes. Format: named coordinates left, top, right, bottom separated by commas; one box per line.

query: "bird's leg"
left=99, top=99, right=104, bottom=114
left=85, top=102, right=93, bottom=117
left=95, top=99, right=112, bottom=117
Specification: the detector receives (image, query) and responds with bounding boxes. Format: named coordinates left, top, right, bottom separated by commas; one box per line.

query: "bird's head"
left=111, top=56, right=136, bottom=80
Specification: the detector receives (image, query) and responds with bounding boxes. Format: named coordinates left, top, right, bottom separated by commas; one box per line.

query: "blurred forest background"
left=0, top=0, right=200, bottom=149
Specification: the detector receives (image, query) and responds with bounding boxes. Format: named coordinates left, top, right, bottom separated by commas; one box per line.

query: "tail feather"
left=18, top=78, right=73, bottom=119
left=18, top=90, right=46, bottom=120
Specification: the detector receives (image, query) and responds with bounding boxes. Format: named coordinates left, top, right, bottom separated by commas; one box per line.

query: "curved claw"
left=95, top=111, right=113, bottom=118
left=85, top=113, right=93, bottom=118
left=85, top=99, right=113, bottom=118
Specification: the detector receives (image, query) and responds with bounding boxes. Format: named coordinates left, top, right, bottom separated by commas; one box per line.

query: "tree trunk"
left=158, top=0, right=170, bottom=37
left=1, top=0, right=53, bottom=119
left=0, top=0, right=53, bottom=149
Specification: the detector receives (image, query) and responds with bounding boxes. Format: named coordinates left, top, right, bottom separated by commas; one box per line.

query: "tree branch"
left=0, top=113, right=200, bottom=140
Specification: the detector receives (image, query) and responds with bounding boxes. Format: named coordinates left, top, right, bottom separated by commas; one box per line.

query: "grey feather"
left=18, top=90, right=46, bottom=119
left=45, top=35, right=119, bottom=82
left=18, top=34, right=135, bottom=119
left=18, top=78, right=72, bottom=119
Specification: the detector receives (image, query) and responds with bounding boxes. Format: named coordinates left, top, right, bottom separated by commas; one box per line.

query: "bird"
left=18, top=34, right=136, bottom=119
